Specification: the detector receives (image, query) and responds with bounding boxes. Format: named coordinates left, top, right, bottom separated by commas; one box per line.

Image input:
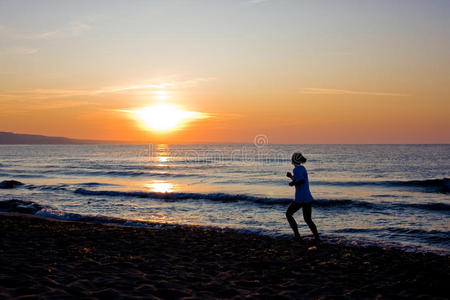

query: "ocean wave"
left=76, top=182, right=119, bottom=187
left=0, top=199, right=172, bottom=228
left=35, top=208, right=152, bottom=227
left=28, top=184, right=70, bottom=191
left=0, top=172, right=46, bottom=178
left=39, top=164, right=169, bottom=171
left=387, top=227, right=450, bottom=242
left=0, top=180, right=24, bottom=189
left=392, top=178, right=449, bottom=193
left=0, top=199, right=43, bottom=213
left=37, top=169, right=199, bottom=178
left=6, top=179, right=450, bottom=213
left=400, top=202, right=450, bottom=211
left=72, top=188, right=449, bottom=212
left=212, top=178, right=450, bottom=194
left=73, top=188, right=368, bottom=207
left=315, top=178, right=449, bottom=193
left=5, top=178, right=450, bottom=213
left=73, top=188, right=291, bottom=204
left=314, top=199, right=378, bottom=209
left=334, top=227, right=450, bottom=242
left=11, top=178, right=447, bottom=212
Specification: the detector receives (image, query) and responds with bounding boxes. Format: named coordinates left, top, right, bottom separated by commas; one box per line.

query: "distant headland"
left=0, top=131, right=119, bottom=145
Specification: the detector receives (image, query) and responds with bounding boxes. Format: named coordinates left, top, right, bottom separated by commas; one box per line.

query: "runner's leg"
left=302, top=203, right=320, bottom=241
left=286, top=202, right=302, bottom=238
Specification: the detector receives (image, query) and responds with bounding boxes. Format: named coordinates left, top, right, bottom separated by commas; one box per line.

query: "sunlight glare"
left=146, top=180, right=173, bottom=193
left=130, top=103, right=208, bottom=132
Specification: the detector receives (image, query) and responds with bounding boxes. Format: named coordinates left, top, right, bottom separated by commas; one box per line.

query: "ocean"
left=0, top=144, right=448, bottom=254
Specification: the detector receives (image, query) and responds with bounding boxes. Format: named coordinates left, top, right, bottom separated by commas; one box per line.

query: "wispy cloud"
left=95, top=77, right=213, bottom=95
left=0, top=78, right=214, bottom=100
left=0, top=18, right=97, bottom=56
left=0, top=46, right=39, bottom=55
left=0, top=89, right=92, bottom=100
left=107, top=78, right=212, bottom=92
left=0, top=16, right=103, bottom=41
left=244, top=0, right=270, bottom=5
left=0, top=22, right=90, bottom=40
left=31, top=22, right=91, bottom=40
left=0, top=97, right=94, bottom=113
left=299, top=88, right=410, bottom=97
left=97, top=83, right=175, bottom=94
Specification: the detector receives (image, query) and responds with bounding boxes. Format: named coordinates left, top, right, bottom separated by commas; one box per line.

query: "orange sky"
left=0, top=1, right=449, bottom=143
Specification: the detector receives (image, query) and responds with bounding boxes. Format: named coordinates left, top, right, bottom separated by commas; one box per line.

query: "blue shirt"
left=292, top=165, right=314, bottom=203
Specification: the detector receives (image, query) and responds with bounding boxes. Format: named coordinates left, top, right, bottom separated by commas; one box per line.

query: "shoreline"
left=1, top=212, right=448, bottom=299
left=1, top=211, right=448, bottom=257
left=1, top=198, right=448, bottom=257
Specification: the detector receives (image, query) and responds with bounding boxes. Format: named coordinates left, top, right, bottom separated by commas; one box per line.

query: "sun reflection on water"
left=158, top=156, right=168, bottom=162
left=154, top=144, right=170, bottom=166
left=146, top=180, right=173, bottom=193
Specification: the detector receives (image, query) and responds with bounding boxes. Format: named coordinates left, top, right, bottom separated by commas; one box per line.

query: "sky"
left=0, top=0, right=449, bottom=144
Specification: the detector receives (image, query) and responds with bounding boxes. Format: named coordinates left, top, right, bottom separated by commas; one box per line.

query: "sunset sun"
left=127, top=103, right=209, bottom=132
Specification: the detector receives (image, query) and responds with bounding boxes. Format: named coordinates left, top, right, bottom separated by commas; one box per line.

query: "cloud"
left=0, top=89, right=91, bottom=100
left=244, top=0, right=270, bottom=4
left=0, top=96, right=94, bottom=114
left=0, top=78, right=214, bottom=100
left=96, top=83, right=175, bottom=94
left=0, top=19, right=95, bottom=56
left=299, top=88, right=410, bottom=97
left=0, top=46, right=39, bottom=55
left=95, top=78, right=214, bottom=94
left=0, top=19, right=94, bottom=41
left=31, top=22, right=91, bottom=40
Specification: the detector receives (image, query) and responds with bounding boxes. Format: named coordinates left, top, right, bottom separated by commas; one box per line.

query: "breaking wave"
left=316, top=178, right=449, bottom=194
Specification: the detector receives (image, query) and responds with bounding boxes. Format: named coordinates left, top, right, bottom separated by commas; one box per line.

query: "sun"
left=128, top=103, right=208, bottom=132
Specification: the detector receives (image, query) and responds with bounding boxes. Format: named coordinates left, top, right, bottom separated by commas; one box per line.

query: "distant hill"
left=0, top=132, right=119, bottom=145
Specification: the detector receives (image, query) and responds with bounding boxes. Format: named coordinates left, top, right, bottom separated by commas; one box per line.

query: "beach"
left=0, top=213, right=448, bottom=299
left=1, top=0, right=449, bottom=298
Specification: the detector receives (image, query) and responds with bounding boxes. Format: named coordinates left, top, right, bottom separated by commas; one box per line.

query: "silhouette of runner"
left=286, top=152, right=320, bottom=242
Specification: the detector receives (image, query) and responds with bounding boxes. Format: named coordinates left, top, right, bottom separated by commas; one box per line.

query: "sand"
left=0, top=213, right=448, bottom=299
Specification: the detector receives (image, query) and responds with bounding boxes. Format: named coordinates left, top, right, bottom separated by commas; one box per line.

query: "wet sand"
left=0, top=213, right=448, bottom=299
